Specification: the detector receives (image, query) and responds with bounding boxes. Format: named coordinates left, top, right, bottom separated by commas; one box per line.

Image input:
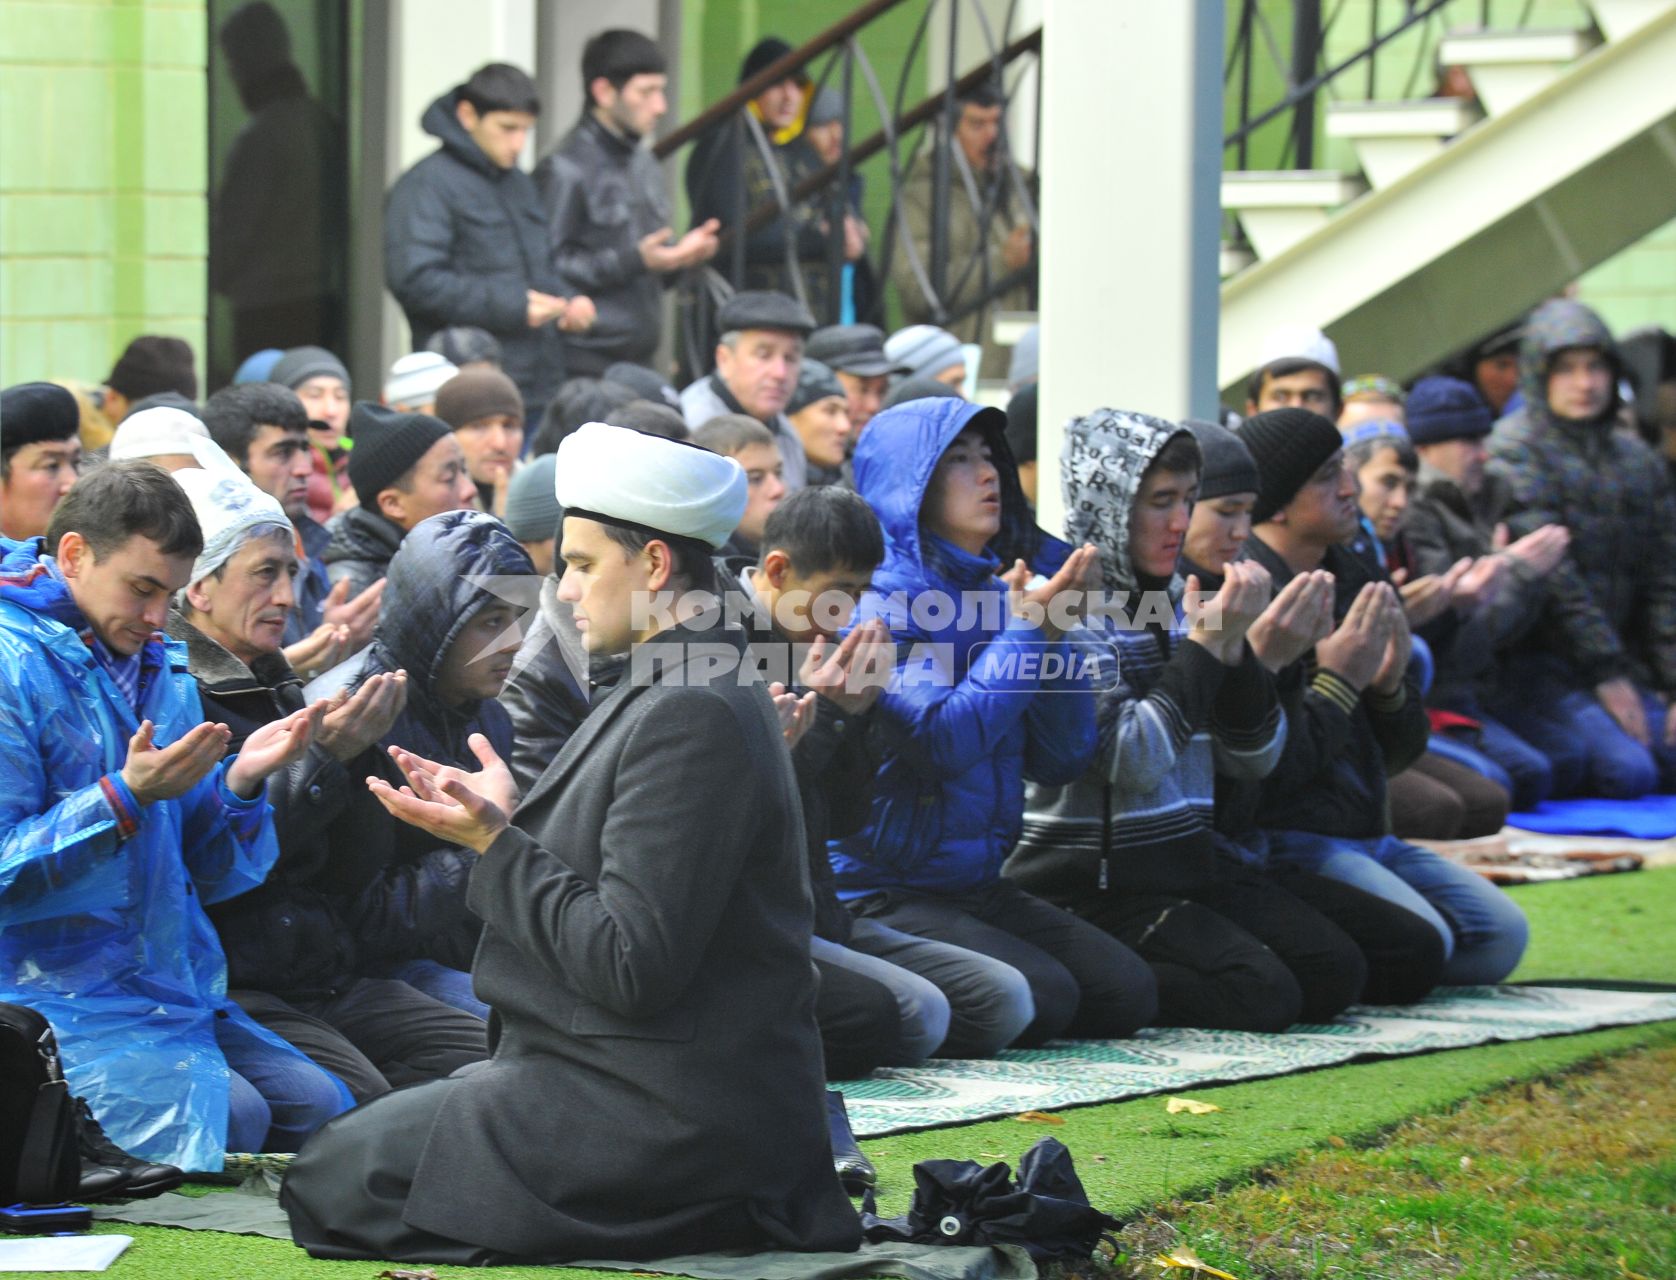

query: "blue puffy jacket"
left=829, top=398, right=1097, bottom=897
left=0, top=538, right=346, bottom=1170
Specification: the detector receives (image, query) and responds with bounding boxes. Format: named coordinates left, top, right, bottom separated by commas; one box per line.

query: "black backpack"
left=0, top=1003, right=80, bottom=1205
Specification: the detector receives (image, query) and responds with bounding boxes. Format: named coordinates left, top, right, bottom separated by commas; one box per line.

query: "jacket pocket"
left=868, top=783, right=944, bottom=879
left=570, top=1002, right=696, bottom=1042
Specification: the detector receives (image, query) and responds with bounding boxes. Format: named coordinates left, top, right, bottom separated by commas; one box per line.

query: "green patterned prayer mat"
left=834, top=984, right=1676, bottom=1137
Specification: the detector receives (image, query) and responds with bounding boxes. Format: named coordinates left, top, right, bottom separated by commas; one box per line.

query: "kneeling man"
left=282, top=423, right=861, bottom=1264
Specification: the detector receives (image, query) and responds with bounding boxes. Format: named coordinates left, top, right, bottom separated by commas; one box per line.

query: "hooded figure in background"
left=1486, top=298, right=1676, bottom=797
left=211, top=2, right=346, bottom=362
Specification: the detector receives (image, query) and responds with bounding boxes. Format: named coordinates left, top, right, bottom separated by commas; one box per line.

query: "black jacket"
left=497, top=576, right=591, bottom=793
left=729, top=563, right=876, bottom=943
left=321, top=506, right=404, bottom=598
left=384, top=90, right=569, bottom=413
left=534, top=114, right=670, bottom=374
left=1220, top=540, right=1430, bottom=840
left=306, top=514, right=526, bottom=972
left=286, top=620, right=860, bottom=1261
left=168, top=610, right=378, bottom=997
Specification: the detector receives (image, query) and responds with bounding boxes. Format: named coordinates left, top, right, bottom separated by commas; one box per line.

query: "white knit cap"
left=383, top=351, right=458, bottom=407
left=108, top=406, right=210, bottom=460
left=555, top=422, right=747, bottom=550
left=1255, top=323, right=1341, bottom=375
left=171, top=438, right=293, bottom=586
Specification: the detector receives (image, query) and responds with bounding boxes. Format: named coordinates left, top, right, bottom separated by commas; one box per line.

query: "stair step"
left=1438, top=27, right=1601, bottom=115
left=1221, top=170, right=1368, bottom=260
left=1326, top=97, right=1484, bottom=188
left=1588, top=0, right=1676, bottom=42
left=989, top=310, right=1037, bottom=348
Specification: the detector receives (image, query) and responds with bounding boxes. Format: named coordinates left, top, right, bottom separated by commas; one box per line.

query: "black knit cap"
left=1, top=382, right=80, bottom=451
left=739, top=37, right=806, bottom=86
left=1185, top=417, right=1259, bottom=501
left=347, top=401, right=452, bottom=509
left=107, top=335, right=197, bottom=401
left=1237, top=408, right=1343, bottom=522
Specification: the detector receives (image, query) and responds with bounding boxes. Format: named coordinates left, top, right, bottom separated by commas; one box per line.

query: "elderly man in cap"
left=679, top=289, right=814, bottom=490
left=283, top=423, right=861, bottom=1264
left=166, top=447, right=487, bottom=1103
left=806, top=323, right=902, bottom=437
left=1, top=382, right=83, bottom=540
left=321, top=403, right=478, bottom=597
left=108, top=405, right=213, bottom=471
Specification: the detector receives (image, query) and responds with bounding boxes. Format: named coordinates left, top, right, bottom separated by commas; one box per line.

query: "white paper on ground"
left=0, top=1234, right=132, bottom=1272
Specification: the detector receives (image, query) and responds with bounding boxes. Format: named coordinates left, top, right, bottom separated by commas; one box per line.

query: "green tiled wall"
left=0, top=0, right=207, bottom=391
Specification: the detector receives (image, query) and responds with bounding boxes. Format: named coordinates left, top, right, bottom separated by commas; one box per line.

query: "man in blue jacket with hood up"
left=832, top=398, right=1158, bottom=1047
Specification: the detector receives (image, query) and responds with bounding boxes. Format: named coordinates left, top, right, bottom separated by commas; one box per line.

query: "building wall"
left=0, top=0, right=207, bottom=391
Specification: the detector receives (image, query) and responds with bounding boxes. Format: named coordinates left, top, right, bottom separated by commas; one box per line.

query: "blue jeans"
left=1263, top=831, right=1529, bottom=986
left=216, top=1015, right=349, bottom=1154
left=1489, top=655, right=1676, bottom=799
left=813, top=918, right=979, bottom=1062
left=384, top=958, right=490, bottom=1022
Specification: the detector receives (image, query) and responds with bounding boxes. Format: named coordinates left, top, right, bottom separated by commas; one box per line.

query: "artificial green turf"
left=40, top=867, right=1676, bottom=1280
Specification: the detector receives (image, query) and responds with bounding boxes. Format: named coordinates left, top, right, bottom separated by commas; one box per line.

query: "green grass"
left=1102, top=1027, right=1676, bottom=1279
left=38, top=868, right=1676, bottom=1279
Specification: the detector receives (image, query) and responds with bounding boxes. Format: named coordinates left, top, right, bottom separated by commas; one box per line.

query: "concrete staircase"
left=1217, top=0, right=1676, bottom=392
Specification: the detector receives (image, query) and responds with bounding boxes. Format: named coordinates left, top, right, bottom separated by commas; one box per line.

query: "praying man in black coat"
left=281, top=423, right=861, bottom=1265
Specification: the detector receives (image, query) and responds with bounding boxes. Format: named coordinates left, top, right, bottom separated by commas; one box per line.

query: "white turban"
left=108, top=406, right=210, bottom=460
left=171, top=439, right=293, bottom=586
left=555, top=422, right=747, bottom=550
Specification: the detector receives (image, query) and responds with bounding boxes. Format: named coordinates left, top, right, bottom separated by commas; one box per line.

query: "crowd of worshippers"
left=2, top=31, right=1674, bottom=1271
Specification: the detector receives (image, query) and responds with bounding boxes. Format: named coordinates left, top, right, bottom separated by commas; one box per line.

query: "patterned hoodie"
left=1487, top=299, right=1676, bottom=693
left=1006, top=410, right=1285, bottom=902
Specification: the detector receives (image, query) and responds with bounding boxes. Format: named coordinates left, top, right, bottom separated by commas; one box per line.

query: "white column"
left=1035, top=0, right=1224, bottom=537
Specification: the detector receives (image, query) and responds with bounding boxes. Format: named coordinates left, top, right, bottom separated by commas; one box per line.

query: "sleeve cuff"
left=1366, top=682, right=1409, bottom=714
left=216, top=758, right=267, bottom=811
left=99, top=774, right=142, bottom=841
left=1310, top=668, right=1361, bottom=717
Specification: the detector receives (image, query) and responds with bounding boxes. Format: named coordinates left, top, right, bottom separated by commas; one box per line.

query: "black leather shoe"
left=75, top=1097, right=185, bottom=1201
left=826, top=1090, right=876, bottom=1195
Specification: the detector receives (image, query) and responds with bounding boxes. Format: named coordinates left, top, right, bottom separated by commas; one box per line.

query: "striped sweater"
left=1006, top=612, right=1286, bottom=902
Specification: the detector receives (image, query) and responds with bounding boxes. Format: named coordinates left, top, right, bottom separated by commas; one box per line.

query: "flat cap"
left=716, top=290, right=815, bottom=337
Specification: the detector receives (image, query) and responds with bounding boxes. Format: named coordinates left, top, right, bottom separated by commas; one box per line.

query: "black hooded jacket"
left=306, top=512, right=533, bottom=972
left=384, top=90, right=571, bottom=412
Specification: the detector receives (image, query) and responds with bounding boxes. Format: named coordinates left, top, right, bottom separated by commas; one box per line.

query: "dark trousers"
left=811, top=956, right=905, bottom=1080
left=1073, top=863, right=1445, bottom=1027
left=1389, top=750, right=1511, bottom=841
left=854, top=879, right=1158, bottom=1046
left=234, top=979, right=488, bottom=1103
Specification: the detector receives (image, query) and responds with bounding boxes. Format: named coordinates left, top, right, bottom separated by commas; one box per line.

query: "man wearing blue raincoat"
left=0, top=460, right=348, bottom=1172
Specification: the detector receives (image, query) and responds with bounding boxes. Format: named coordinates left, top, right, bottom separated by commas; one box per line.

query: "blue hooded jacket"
left=828, top=398, right=1097, bottom=896
left=0, top=538, right=345, bottom=1170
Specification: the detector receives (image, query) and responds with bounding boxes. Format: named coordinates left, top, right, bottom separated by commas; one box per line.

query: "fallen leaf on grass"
left=1618, top=1260, right=1654, bottom=1280
left=1014, top=1110, right=1065, bottom=1125
left=978, top=1151, right=1008, bottom=1159
left=1153, top=1245, right=1241, bottom=1278
left=378, top=1271, right=439, bottom=1280
left=1165, top=1097, right=1221, bottom=1115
